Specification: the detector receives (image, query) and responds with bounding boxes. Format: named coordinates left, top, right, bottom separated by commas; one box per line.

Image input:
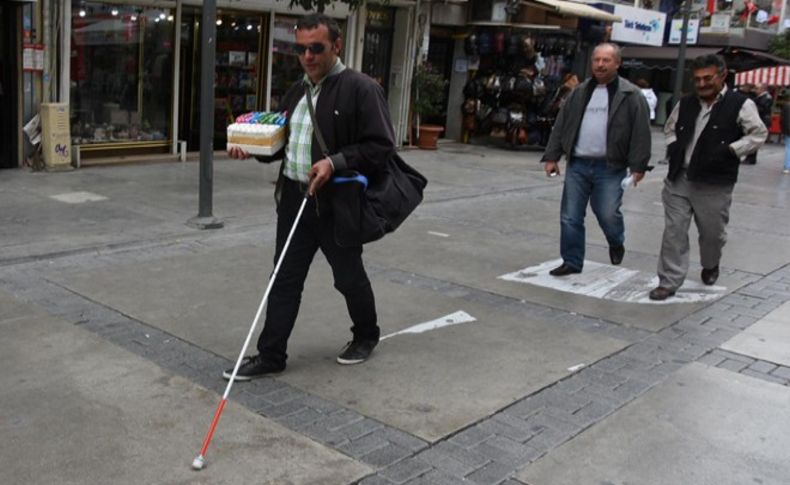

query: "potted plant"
left=412, top=63, right=448, bottom=150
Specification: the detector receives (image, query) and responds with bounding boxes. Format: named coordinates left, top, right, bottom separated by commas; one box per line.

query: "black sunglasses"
left=294, top=42, right=326, bottom=56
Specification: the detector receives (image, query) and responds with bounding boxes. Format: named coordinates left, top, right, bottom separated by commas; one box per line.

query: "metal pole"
left=671, top=0, right=692, bottom=110
left=188, top=0, right=223, bottom=229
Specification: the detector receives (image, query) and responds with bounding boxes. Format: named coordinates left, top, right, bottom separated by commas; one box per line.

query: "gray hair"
left=691, top=54, right=727, bottom=76
left=593, top=43, right=622, bottom=63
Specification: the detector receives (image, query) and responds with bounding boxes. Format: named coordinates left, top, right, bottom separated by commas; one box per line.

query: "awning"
left=718, top=47, right=790, bottom=71
left=622, top=46, right=719, bottom=61
left=735, top=66, right=790, bottom=86
left=521, top=0, right=622, bottom=23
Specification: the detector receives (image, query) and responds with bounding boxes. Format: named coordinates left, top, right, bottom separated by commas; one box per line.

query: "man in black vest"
left=649, top=55, right=767, bottom=301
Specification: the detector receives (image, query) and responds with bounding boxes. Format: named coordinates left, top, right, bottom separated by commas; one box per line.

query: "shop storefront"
left=456, top=2, right=620, bottom=148
left=67, top=0, right=350, bottom=160
left=70, top=2, right=176, bottom=155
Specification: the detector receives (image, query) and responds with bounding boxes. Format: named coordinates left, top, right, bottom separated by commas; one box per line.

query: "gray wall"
left=445, top=39, right=468, bottom=142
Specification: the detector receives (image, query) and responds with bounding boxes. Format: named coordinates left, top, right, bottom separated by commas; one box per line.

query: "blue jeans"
left=560, top=158, right=627, bottom=270
left=785, top=136, right=790, bottom=171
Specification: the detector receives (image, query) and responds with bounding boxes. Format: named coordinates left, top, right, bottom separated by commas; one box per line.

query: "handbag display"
left=303, top=85, right=427, bottom=246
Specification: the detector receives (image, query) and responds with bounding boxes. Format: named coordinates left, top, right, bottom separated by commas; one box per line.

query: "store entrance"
left=0, top=2, right=19, bottom=168
left=178, top=9, right=268, bottom=151
left=361, top=6, right=395, bottom=96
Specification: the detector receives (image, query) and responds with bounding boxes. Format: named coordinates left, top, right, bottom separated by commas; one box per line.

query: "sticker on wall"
left=499, top=259, right=726, bottom=304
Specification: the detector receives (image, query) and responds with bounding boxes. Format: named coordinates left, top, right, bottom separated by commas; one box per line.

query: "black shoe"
left=609, top=245, right=625, bottom=265
left=701, top=266, right=719, bottom=286
left=223, top=354, right=285, bottom=381
left=337, top=339, right=378, bottom=365
left=649, top=286, right=676, bottom=301
left=549, top=263, right=581, bottom=276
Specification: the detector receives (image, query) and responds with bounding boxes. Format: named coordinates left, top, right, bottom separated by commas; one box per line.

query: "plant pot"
left=417, top=125, right=444, bottom=150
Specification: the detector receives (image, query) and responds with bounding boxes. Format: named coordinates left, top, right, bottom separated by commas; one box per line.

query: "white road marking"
left=380, top=310, right=477, bottom=341
left=567, top=363, right=586, bottom=372
left=428, top=231, right=450, bottom=238
left=499, top=258, right=727, bottom=304
left=49, top=191, right=108, bottom=204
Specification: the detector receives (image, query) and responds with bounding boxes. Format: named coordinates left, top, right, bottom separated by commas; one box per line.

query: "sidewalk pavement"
left=2, top=133, right=790, bottom=484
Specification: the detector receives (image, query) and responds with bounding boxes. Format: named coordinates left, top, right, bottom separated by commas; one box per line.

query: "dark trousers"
left=256, top=178, right=379, bottom=365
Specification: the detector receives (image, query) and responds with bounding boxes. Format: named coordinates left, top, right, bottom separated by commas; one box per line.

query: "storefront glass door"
left=179, top=9, right=267, bottom=151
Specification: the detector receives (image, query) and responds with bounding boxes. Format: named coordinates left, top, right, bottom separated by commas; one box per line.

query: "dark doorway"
left=0, top=2, right=19, bottom=168
left=178, top=9, right=268, bottom=151
left=361, top=6, right=395, bottom=96
left=424, top=32, right=454, bottom=130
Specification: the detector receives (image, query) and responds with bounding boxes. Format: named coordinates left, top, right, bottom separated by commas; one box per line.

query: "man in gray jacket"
left=542, top=43, right=651, bottom=276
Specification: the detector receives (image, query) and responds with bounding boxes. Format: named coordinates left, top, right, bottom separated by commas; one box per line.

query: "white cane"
left=192, top=194, right=310, bottom=470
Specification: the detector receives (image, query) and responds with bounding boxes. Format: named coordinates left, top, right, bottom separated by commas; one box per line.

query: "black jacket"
left=667, top=91, right=747, bottom=185
left=782, top=102, right=790, bottom=136
left=257, top=68, right=395, bottom=179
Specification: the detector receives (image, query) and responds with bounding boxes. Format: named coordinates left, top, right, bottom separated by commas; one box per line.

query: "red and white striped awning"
left=735, top=66, right=790, bottom=86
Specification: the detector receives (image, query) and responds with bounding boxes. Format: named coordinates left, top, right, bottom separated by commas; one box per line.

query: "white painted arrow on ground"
left=380, top=311, right=477, bottom=341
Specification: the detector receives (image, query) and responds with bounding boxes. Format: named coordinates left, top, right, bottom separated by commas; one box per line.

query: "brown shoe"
left=701, top=266, right=719, bottom=286
left=649, top=286, right=676, bottom=301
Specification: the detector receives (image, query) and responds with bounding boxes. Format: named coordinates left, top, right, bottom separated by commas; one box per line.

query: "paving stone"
left=740, top=369, right=789, bottom=385
left=712, top=349, right=755, bottom=363
left=449, top=425, right=496, bottom=449
left=359, top=475, right=396, bottom=485
left=433, top=442, right=490, bottom=470
left=370, top=427, right=428, bottom=452
left=770, top=366, right=790, bottom=380
left=361, top=444, right=413, bottom=468
left=336, top=417, right=385, bottom=441
left=419, top=448, right=479, bottom=477
left=748, top=360, right=778, bottom=374
left=466, top=460, right=513, bottom=484
left=338, top=432, right=390, bottom=458
left=490, top=413, right=543, bottom=443
left=718, top=358, right=751, bottom=373
left=406, top=469, right=474, bottom=485
left=380, top=458, right=433, bottom=484
left=275, top=407, right=324, bottom=430
left=697, top=352, right=727, bottom=367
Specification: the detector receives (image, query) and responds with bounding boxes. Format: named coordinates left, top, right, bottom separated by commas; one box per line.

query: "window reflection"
left=70, top=2, right=173, bottom=145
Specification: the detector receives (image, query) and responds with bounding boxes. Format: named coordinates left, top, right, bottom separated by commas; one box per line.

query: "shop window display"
left=70, top=2, right=174, bottom=146
left=461, top=31, right=577, bottom=148
left=213, top=13, right=263, bottom=142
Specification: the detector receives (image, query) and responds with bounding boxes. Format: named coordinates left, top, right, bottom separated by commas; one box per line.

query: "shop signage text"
left=610, top=5, right=667, bottom=47
left=669, top=18, right=700, bottom=44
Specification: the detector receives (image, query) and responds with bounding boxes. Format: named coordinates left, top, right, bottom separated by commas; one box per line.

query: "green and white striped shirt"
left=283, top=59, right=346, bottom=183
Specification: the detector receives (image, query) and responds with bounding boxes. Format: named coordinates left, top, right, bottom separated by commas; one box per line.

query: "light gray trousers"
left=657, top=171, right=734, bottom=290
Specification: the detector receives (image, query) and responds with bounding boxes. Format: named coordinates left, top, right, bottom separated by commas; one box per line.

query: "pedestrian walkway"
left=1, top=134, right=789, bottom=484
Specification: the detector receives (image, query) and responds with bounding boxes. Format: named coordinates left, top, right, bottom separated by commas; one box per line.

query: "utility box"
left=41, top=103, right=72, bottom=170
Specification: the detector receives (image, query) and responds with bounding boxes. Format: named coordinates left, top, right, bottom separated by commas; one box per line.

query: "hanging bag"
left=303, top=85, right=427, bottom=247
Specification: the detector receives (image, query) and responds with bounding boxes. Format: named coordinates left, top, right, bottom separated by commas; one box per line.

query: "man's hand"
left=308, top=158, right=334, bottom=195
left=544, top=161, right=560, bottom=177
left=632, top=172, right=645, bottom=187
left=228, top=146, right=251, bottom=160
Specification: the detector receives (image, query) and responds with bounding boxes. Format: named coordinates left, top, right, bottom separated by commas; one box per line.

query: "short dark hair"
left=691, top=54, right=727, bottom=75
left=296, top=13, right=342, bottom=42
left=635, top=78, right=650, bottom=89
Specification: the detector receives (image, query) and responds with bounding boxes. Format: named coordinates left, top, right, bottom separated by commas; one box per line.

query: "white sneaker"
left=784, top=169, right=790, bottom=174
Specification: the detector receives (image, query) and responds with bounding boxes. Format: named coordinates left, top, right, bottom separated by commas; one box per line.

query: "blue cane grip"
left=332, top=174, right=368, bottom=191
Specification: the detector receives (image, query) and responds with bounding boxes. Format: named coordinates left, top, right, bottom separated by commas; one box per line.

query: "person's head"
left=590, top=43, right=621, bottom=84
left=295, top=14, right=342, bottom=83
left=635, top=78, right=650, bottom=89
left=755, top=83, right=769, bottom=95
left=690, top=54, right=727, bottom=102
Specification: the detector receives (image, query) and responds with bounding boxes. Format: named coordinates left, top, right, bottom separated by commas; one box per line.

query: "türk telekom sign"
left=610, top=5, right=667, bottom=47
